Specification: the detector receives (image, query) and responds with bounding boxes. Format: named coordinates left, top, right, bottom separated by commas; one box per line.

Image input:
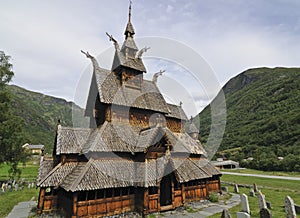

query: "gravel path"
left=6, top=200, right=36, bottom=218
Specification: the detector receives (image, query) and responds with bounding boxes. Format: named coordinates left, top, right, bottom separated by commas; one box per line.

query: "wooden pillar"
left=205, top=179, right=209, bottom=197
left=157, top=185, right=161, bottom=212
left=37, top=188, right=45, bottom=214
left=181, top=183, right=186, bottom=206
left=171, top=178, right=175, bottom=209
left=218, top=176, right=221, bottom=193
left=143, top=188, right=149, bottom=215
left=72, top=192, right=78, bottom=218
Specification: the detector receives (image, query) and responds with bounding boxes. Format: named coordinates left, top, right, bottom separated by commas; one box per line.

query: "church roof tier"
left=37, top=157, right=220, bottom=191
left=93, top=66, right=170, bottom=113
left=55, top=123, right=205, bottom=156
left=112, top=48, right=146, bottom=72
left=166, top=103, right=188, bottom=121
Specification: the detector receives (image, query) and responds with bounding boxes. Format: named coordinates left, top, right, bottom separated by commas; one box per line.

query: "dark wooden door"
left=160, top=175, right=172, bottom=206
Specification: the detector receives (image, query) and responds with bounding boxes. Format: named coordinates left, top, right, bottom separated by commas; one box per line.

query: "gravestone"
left=294, top=205, right=300, bottom=214
left=240, top=194, right=250, bottom=214
left=266, top=201, right=272, bottom=209
left=221, top=208, right=232, bottom=218
left=285, top=196, right=296, bottom=218
left=259, top=208, right=272, bottom=218
left=253, top=183, right=258, bottom=192
left=236, top=212, right=250, bottom=218
left=221, top=186, right=229, bottom=192
left=257, top=190, right=267, bottom=209
left=234, top=184, right=239, bottom=193
left=250, top=188, right=255, bottom=197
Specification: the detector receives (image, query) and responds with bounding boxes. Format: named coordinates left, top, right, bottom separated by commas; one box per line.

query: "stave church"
left=37, top=3, right=221, bottom=218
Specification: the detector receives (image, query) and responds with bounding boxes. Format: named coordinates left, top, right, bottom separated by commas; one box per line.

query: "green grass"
left=0, top=162, right=39, bottom=181
left=209, top=174, right=300, bottom=217
left=0, top=161, right=39, bottom=217
left=221, top=168, right=300, bottom=177
left=221, top=174, right=300, bottom=191
left=0, top=187, right=39, bottom=217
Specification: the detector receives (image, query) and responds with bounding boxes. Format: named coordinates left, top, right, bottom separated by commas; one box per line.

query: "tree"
left=0, top=51, right=28, bottom=178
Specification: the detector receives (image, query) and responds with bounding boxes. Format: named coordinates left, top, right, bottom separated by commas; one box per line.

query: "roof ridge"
left=37, top=162, right=62, bottom=186
left=188, top=158, right=211, bottom=177
left=89, top=122, right=107, bottom=152
left=68, top=159, right=94, bottom=192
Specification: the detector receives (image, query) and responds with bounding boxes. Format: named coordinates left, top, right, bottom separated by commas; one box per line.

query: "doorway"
left=160, top=174, right=172, bottom=206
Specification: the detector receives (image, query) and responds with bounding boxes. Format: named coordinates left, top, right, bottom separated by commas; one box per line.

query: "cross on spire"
left=124, top=0, right=135, bottom=39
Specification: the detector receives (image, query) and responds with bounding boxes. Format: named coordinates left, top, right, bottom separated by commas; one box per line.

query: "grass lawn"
left=221, top=168, right=300, bottom=177
left=0, top=161, right=39, bottom=217
left=221, top=174, right=300, bottom=191
left=0, top=162, right=39, bottom=181
left=0, top=187, right=39, bottom=217
left=209, top=174, right=300, bottom=217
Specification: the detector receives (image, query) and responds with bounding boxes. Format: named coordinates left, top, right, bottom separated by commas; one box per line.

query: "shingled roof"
left=94, top=69, right=169, bottom=113
left=37, top=157, right=53, bottom=184
left=55, top=123, right=205, bottom=155
left=38, top=157, right=220, bottom=191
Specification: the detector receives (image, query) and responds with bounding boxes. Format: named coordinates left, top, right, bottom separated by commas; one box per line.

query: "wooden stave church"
left=37, top=4, right=221, bottom=218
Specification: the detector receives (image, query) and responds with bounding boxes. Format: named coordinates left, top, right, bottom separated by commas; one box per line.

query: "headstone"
left=253, top=183, right=258, bottom=192
left=236, top=212, right=250, bottom=218
left=266, top=201, right=272, bottom=209
left=221, top=208, right=232, bottom=218
left=257, top=191, right=267, bottom=209
left=240, top=194, right=250, bottom=214
left=259, top=208, right=272, bottom=218
left=295, top=205, right=300, bottom=214
left=285, top=196, right=296, bottom=218
left=250, top=188, right=255, bottom=197
left=221, top=186, right=229, bottom=192
left=234, top=184, right=239, bottom=193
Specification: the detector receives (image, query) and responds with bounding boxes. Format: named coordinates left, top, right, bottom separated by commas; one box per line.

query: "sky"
left=1, top=0, right=300, bottom=116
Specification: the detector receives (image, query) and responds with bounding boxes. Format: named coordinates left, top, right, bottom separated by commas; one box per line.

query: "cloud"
left=0, top=0, right=299, bottom=115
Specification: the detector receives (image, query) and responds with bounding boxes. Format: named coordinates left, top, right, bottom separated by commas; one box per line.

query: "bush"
left=208, top=192, right=219, bottom=202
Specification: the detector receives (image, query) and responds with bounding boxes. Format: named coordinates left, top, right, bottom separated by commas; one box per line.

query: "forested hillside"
left=8, top=85, right=85, bottom=153
left=197, top=67, right=300, bottom=171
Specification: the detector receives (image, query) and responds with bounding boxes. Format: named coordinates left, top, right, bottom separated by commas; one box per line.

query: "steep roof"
left=94, top=69, right=167, bottom=112
left=166, top=103, right=188, bottom=121
left=37, top=157, right=220, bottom=191
left=111, top=48, right=146, bottom=72
left=37, top=157, right=53, bottom=184
left=55, top=123, right=206, bottom=155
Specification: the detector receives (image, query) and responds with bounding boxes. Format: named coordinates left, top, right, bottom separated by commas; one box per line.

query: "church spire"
left=124, top=1, right=135, bottom=39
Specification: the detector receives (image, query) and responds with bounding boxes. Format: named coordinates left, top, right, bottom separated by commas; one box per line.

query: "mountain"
left=8, top=85, right=86, bottom=153
left=196, top=67, right=300, bottom=171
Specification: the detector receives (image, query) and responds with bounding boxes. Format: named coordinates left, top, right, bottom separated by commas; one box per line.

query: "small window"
left=78, top=192, right=87, bottom=201
left=87, top=191, right=95, bottom=200
left=114, top=188, right=121, bottom=196
left=174, top=180, right=181, bottom=190
left=45, top=187, right=52, bottom=196
left=129, top=187, right=135, bottom=195
left=106, top=189, right=112, bottom=198
left=121, top=188, right=129, bottom=196
left=96, top=189, right=105, bottom=199
left=149, top=187, right=158, bottom=195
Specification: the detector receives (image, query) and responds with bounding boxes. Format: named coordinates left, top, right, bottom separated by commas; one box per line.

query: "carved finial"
left=81, top=50, right=100, bottom=69
left=57, top=119, right=62, bottom=130
left=106, top=32, right=120, bottom=50
left=180, top=101, right=183, bottom=107
left=81, top=50, right=92, bottom=58
left=136, top=46, right=150, bottom=59
left=152, top=70, right=165, bottom=84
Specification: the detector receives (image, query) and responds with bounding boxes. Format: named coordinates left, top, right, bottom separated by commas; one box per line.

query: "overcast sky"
left=1, top=0, right=300, bottom=116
